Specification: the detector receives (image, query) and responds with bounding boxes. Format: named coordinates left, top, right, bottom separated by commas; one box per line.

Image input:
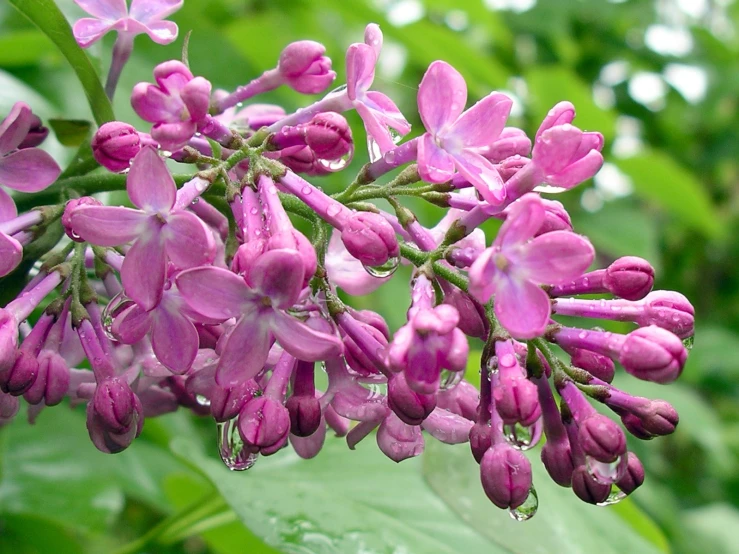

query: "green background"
left=0, top=0, right=738, bottom=552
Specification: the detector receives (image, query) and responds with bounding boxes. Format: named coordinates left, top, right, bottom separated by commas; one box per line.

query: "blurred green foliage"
left=1, top=0, right=738, bottom=552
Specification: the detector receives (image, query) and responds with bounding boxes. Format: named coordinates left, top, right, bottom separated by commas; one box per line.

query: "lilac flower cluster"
left=0, top=3, right=695, bottom=520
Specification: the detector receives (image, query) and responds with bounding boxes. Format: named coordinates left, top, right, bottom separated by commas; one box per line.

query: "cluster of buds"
left=0, top=5, right=696, bottom=520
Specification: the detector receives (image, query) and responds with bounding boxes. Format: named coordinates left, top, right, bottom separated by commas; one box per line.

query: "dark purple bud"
left=238, top=396, right=290, bottom=454
left=63, top=197, right=102, bottom=242
left=341, top=212, right=399, bottom=267
left=493, top=373, right=542, bottom=427
left=0, top=349, right=38, bottom=396
left=387, top=372, right=436, bottom=426
left=568, top=347, right=615, bottom=383
left=442, top=288, right=488, bottom=340
left=619, top=325, right=686, bottom=383
left=616, top=452, right=645, bottom=495
left=639, top=399, right=679, bottom=436
left=376, top=411, right=424, bottom=462
left=572, top=466, right=611, bottom=504
left=541, top=439, right=575, bottom=487
left=92, top=122, right=142, bottom=173
left=278, top=40, right=336, bottom=94
left=578, top=414, right=627, bottom=463
left=637, top=291, right=695, bottom=339
left=620, top=412, right=655, bottom=440
left=469, top=422, right=493, bottom=463
left=24, top=351, right=69, bottom=406
left=93, top=377, right=136, bottom=433
left=210, top=379, right=258, bottom=423
left=343, top=320, right=388, bottom=378
left=604, top=256, right=655, bottom=300
left=352, top=309, right=391, bottom=339
left=18, top=113, right=48, bottom=149
left=480, top=444, right=532, bottom=509
left=86, top=397, right=143, bottom=454
left=286, top=394, right=322, bottom=437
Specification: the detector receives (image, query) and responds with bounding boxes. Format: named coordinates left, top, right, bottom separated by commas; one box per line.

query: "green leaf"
left=0, top=405, right=200, bottom=534
left=48, top=118, right=91, bottom=147
left=0, top=513, right=87, bottom=554
left=171, top=436, right=506, bottom=554
left=423, top=441, right=667, bottom=554
left=677, top=503, right=739, bottom=554
left=616, top=150, right=723, bottom=238
left=0, top=29, right=57, bottom=66
left=8, top=0, right=114, bottom=125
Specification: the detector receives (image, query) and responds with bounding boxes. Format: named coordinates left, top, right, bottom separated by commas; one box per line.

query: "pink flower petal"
left=451, top=150, right=505, bottom=206
left=533, top=124, right=584, bottom=174
left=72, top=18, right=115, bottom=48
left=345, top=43, right=376, bottom=101
left=163, top=211, right=215, bottom=269
left=250, top=249, right=304, bottom=309
left=271, top=310, right=343, bottom=361
left=548, top=150, right=603, bottom=189
left=131, top=83, right=182, bottom=123
left=498, top=194, right=545, bottom=251
left=0, top=232, right=22, bottom=277
left=418, top=61, right=467, bottom=135
left=175, top=266, right=254, bottom=320
left=140, top=20, right=179, bottom=44
left=365, top=92, right=411, bottom=135
left=129, top=0, right=183, bottom=22
left=0, top=148, right=60, bottom=192
left=151, top=301, right=198, bottom=374
left=517, top=231, right=594, bottom=285
left=364, top=23, right=383, bottom=58
left=0, top=102, right=33, bottom=155
left=121, top=232, right=166, bottom=311
left=354, top=101, right=396, bottom=155
left=70, top=205, right=148, bottom=246
left=448, top=92, right=512, bottom=149
left=467, top=248, right=497, bottom=303
left=151, top=121, right=197, bottom=152
left=112, top=304, right=151, bottom=344
left=535, top=101, right=575, bottom=142
left=216, top=312, right=273, bottom=386
left=493, top=274, right=551, bottom=339
left=74, top=0, right=127, bottom=20
left=0, top=189, right=17, bottom=222
left=127, top=146, right=175, bottom=214
left=417, top=133, right=455, bottom=184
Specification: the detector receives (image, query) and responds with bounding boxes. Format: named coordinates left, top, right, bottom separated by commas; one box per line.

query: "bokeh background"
left=0, top=0, right=738, bottom=552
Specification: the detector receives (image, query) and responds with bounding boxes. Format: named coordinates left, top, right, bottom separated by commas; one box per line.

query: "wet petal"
left=451, top=150, right=505, bottom=206
left=163, top=211, right=215, bottom=269
left=467, top=248, right=498, bottom=304
left=74, top=0, right=127, bottom=20
left=417, top=133, right=455, bottom=184
left=448, top=92, right=512, bottom=149
left=271, top=310, right=344, bottom=361
left=250, top=249, right=304, bottom=309
left=129, top=0, right=183, bottom=22
left=418, top=61, right=467, bottom=135
left=517, top=231, right=595, bottom=285
left=345, top=43, right=376, bottom=100
left=0, top=232, right=22, bottom=277
left=127, top=146, right=175, bottom=213
left=535, top=101, right=575, bottom=142
left=498, top=194, right=545, bottom=251
left=70, top=205, right=148, bottom=246
left=0, top=102, right=33, bottom=155
left=325, top=230, right=389, bottom=295
left=0, top=189, right=17, bottom=222
left=216, top=312, right=273, bottom=386
left=548, top=150, right=603, bottom=189
left=494, top=275, right=551, bottom=339
left=121, top=232, right=166, bottom=311
left=175, top=266, right=254, bottom=320
left=151, top=301, right=198, bottom=374
left=112, top=304, right=151, bottom=344
left=0, top=148, right=60, bottom=192
left=72, top=18, right=115, bottom=48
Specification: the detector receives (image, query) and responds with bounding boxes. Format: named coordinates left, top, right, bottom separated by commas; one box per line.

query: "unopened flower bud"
left=568, top=347, right=615, bottom=382
left=480, top=444, right=532, bottom=509
left=638, top=399, right=679, bottom=436
left=620, top=412, right=655, bottom=440
left=278, top=41, right=336, bottom=94
left=604, top=256, right=655, bottom=300
left=469, top=422, right=493, bottom=463
left=0, top=350, right=38, bottom=396
left=238, top=396, right=290, bottom=454
left=388, top=372, right=436, bottom=425
left=494, top=373, right=541, bottom=427
left=93, top=377, right=137, bottom=433
left=619, top=326, right=687, bottom=383
left=286, top=394, right=322, bottom=437
left=578, top=414, right=627, bottom=463
left=92, top=122, right=142, bottom=173
left=63, top=197, right=102, bottom=242
left=571, top=466, right=611, bottom=504
left=24, top=350, right=69, bottom=406
left=0, top=392, right=19, bottom=423
left=18, top=113, right=48, bottom=149
left=210, top=379, right=258, bottom=423
left=616, top=452, right=645, bottom=495
left=536, top=199, right=573, bottom=235
left=637, top=291, right=694, bottom=339
left=541, top=439, right=575, bottom=487
left=341, top=212, right=399, bottom=267
left=0, top=309, right=18, bottom=373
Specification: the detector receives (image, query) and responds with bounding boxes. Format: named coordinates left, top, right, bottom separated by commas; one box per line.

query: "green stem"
left=398, top=242, right=469, bottom=292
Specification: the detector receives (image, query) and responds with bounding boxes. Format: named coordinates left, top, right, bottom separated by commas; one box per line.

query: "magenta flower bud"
left=481, top=128, right=531, bottom=162
left=272, top=112, right=353, bottom=161
left=568, top=347, right=615, bottom=383
left=376, top=411, right=424, bottom=463
left=343, top=322, right=389, bottom=378
left=536, top=199, right=573, bottom=235
left=578, top=414, right=627, bottom=463
left=620, top=412, right=655, bottom=440
left=637, top=399, right=679, bottom=436
left=352, top=310, right=390, bottom=339
left=442, top=288, right=488, bottom=340
left=0, top=349, right=38, bottom=395
left=86, top=396, right=143, bottom=454
left=63, top=197, right=102, bottom=242
left=265, top=230, right=318, bottom=286
left=469, top=422, right=493, bottom=464
left=616, top=452, right=645, bottom=495
left=17, top=113, right=48, bottom=149
left=541, top=440, right=575, bottom=487
left=493, top=343, right=541, bottom=426
left=231, top=239, right=267, bottom=277
left=23, top=351, right=69, bottom=406
left=636, top=291, right=695, bottom=339
left=437, top=380, right=479, bottom=421
left=604, top=256, right=655, bottom=300
left=0, top=309, right=18, bottom=374
left=286, top=394, right=322, bottom=437
left=210, top=379, right=258, bottom=423
left=341, top=212, right=399, bottom=267
left=277, top=40, right=336, bottom=94
left=571, top=466, right=611, bottom=504
left=388, top=372, right=436, bottom=425
left=93, top=377, right=137, bottom=434
left=238, top=396, right=290, bottom=454
left=480, top=444, right=532, bottom=509
left=92, top=122, right=142, bottom=172
left=619, top=325, right=687, bottom=383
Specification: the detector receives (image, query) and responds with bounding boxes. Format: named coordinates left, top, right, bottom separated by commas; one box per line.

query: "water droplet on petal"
left=503, top=422, right=542, bottom=451
left=596, top=486, right=627, bottom=506
left=301, top=185, right=312, bottom=195
left=682, top=335, right=694, bottom=350
left=326, top=203, right=342, bottom=218
left=366, top=136, right=382, bottom=163
left=160, top=150, right=172, bottom=158
left=101, top=291, right=137, bottom=341
left=318, top=150, right=353, bottom=172
left=217, top=418, right=258, bottom=471
left=509, top=487, right=538, bottom=521
left=195, top=394, right=211, bottom=407
left=363, top=256, right=400, bottom=278
left=249, top=207, right=259, bottom=215
left=388, top=127, right=404, bottom=145
left=499, top=354, right=516, bottom=368
left=578, top=331, right=588, bottom=340
left=439, top=369, right=463, bottom=391
left=586, top=455, right=627, bottom=485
